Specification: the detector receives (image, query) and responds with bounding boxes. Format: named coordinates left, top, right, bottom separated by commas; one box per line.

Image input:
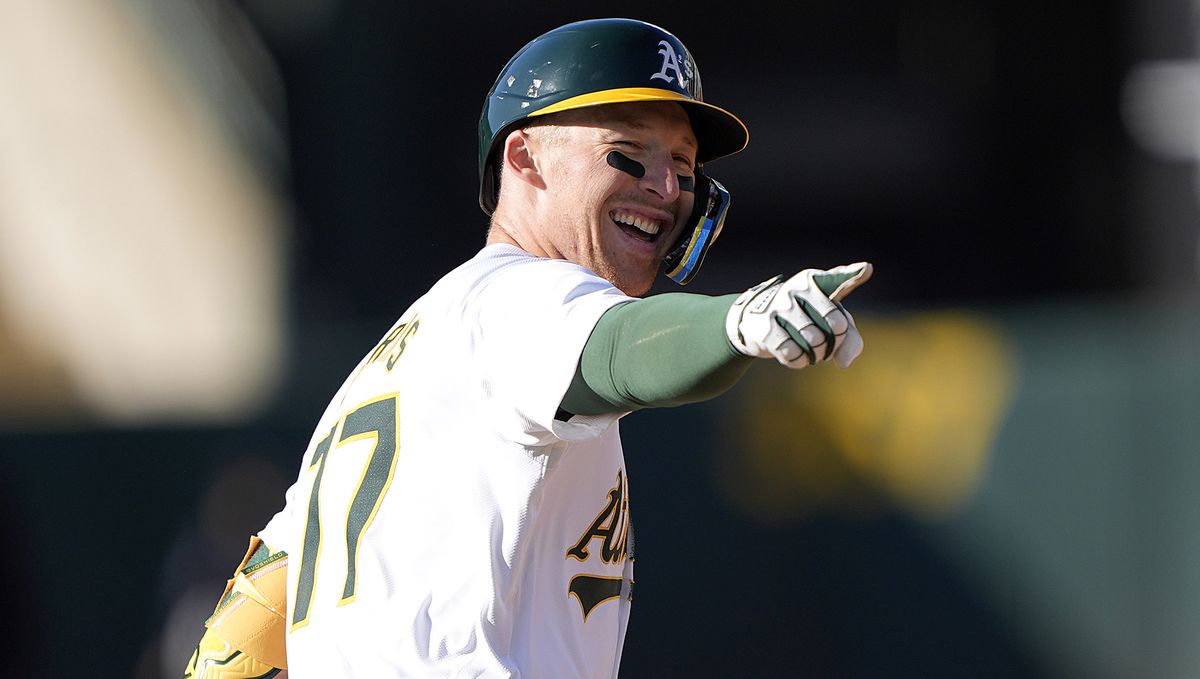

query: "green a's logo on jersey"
left=566, top=471, right=633, bottom=620
left=566, top=471, right=630, bottom=563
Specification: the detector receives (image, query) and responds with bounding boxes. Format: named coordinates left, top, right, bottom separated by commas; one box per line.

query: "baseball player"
left=183, top=18, right=871, bottom=679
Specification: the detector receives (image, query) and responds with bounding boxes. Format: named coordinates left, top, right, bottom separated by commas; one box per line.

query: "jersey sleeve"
left=470, top=258, right=634, bottom=444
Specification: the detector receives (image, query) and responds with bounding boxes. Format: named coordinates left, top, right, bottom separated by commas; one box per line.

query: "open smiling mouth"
left=610, top=209, right=665, bottom=244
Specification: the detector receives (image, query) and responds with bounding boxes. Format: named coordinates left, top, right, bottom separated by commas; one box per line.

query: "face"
left=528, top=102, right=698, bottom=296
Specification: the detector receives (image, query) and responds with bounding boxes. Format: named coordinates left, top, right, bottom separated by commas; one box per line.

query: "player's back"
left=260, top=244, right=636, bottom=678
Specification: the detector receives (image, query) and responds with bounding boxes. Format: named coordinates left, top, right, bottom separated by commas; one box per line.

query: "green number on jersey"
left=291, top=394, right=400, bottom=628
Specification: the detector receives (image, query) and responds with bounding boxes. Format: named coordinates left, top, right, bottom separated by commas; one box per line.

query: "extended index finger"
left=813, top=262, right=873, bottom=302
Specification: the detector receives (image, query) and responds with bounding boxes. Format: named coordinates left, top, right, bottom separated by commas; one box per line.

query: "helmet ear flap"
left=481, top=154, right=501, bottom=215
left=663, top=171, right=730, bottom=285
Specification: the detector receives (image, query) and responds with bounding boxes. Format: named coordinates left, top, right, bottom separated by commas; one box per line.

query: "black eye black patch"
left=608, top=150, right=696, bottom=194
left=606, top=150, right=645, bottom=178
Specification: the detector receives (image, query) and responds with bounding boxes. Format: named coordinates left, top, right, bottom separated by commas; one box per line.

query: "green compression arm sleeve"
left=560, top=293, right=753, bottom=416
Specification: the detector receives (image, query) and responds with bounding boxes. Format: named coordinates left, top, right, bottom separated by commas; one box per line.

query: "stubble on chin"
left=579, top=219, right=663, bottom=297
left=609, top=264, right=656, bottom=298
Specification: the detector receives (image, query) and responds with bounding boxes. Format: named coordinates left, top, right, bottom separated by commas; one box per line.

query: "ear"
left=501, top=129, right=547, bottom=191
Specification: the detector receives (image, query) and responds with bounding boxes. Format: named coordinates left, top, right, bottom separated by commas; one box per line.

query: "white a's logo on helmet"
left=650, top=40, right=691, bottom=89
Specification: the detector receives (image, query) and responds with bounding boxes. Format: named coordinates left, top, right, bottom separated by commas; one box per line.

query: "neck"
left=485, top=219, right=522, bottom=249
left=487, top=203, right=561, bottom=260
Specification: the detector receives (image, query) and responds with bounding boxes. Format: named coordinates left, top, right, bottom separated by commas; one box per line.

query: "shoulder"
left=455, top=244, right=626, bottom=303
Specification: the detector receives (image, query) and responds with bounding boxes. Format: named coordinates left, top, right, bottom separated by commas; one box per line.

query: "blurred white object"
left=0, top=1, right=287, bottom=425
left=1121, top=52, right=1200, bottom=286
left=1122, top=60, right=1200, bottom=162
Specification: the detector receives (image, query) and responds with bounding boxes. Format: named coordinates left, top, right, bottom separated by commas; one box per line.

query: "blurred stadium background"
left=0, top=1, right=1197, bottom=677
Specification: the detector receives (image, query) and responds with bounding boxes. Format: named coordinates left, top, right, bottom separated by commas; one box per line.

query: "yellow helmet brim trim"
left=527, top=87, right=749, bottom=158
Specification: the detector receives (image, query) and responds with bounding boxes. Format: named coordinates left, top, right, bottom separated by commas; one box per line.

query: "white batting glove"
left=726, top=262, right=873, bottom=369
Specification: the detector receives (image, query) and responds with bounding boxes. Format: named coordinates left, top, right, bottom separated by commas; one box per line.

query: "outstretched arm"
left=561, top=262, right=873, bottom=417
left=561, top=292, right=752, bottom=416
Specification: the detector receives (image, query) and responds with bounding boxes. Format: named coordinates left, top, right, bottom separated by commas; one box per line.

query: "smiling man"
left=489, top=103, right=698, bottom=297
left=184, top=18, right=871, bottom=679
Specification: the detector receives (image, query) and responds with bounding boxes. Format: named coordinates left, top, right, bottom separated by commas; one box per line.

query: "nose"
left=638, top=154, right=681, bottom=203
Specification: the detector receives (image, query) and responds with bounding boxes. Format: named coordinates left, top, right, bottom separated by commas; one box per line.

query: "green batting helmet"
left=478, top=18, right=748, bottom=215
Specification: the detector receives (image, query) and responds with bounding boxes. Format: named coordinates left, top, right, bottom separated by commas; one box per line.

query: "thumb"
left=813, top=262, right=873, bottom=302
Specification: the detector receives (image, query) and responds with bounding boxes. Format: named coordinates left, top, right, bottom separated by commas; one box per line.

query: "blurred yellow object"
left=716, top=311, right=1017, bottom=522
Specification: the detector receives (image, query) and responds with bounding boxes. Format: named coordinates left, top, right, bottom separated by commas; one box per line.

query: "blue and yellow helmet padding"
left=664, top=174, right=730, bottom=285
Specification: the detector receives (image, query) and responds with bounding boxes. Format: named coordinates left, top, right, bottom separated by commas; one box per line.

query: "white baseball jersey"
left=259, top=243, right=638, bottom=678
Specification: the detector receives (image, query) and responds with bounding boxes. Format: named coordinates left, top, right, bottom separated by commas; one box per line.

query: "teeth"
left=611, top=210, right=661, bottom=236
